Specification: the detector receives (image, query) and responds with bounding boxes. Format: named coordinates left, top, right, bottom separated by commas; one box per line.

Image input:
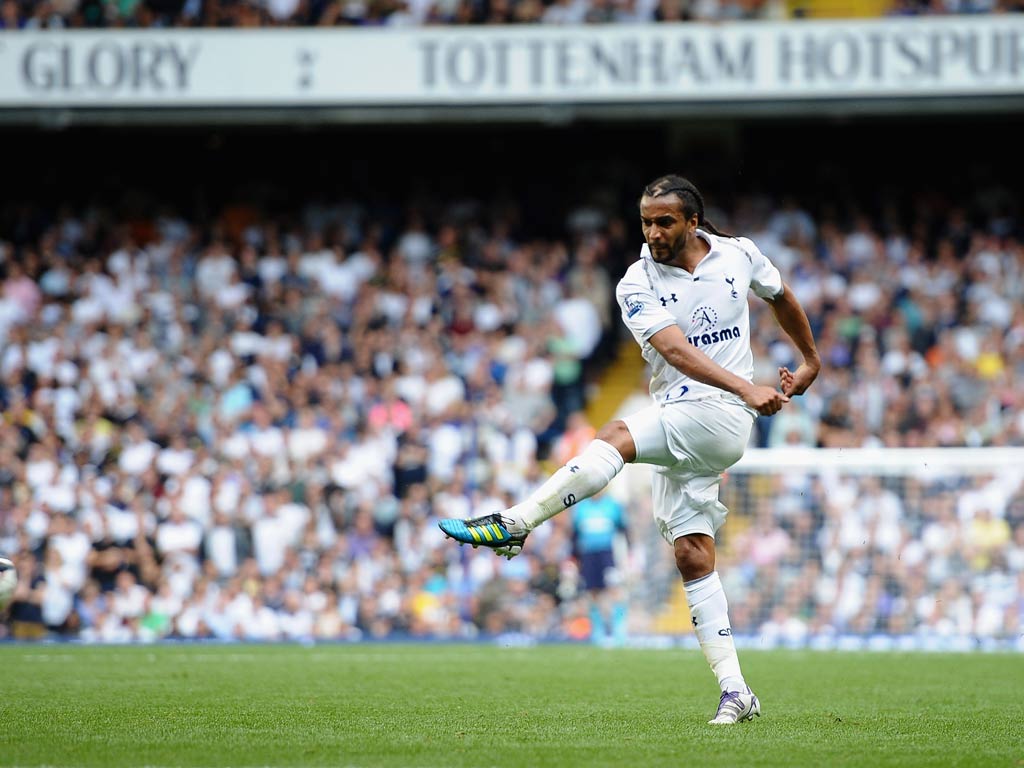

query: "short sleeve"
left=615, top=265, right=677, bottom=343
left=738, top=237, right=784, bottom=299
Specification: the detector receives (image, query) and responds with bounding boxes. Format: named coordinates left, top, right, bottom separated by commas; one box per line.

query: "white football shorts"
left=621, top=395, right=755, bottom=544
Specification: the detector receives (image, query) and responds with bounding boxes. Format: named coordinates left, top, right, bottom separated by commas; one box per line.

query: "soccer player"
left=439, top=175, right=820, bottom=724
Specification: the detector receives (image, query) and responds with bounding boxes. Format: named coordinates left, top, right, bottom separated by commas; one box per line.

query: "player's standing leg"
left=676, top=533, right=760, bottom=724
left=649, top=399, right=761, bottom=724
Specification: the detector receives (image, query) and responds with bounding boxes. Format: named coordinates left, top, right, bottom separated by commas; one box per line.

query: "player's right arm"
left=647, top=326, right=787, bottom=416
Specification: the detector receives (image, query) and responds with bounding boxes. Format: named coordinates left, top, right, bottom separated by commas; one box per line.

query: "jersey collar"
left=695, top=228, right=716, bottom=251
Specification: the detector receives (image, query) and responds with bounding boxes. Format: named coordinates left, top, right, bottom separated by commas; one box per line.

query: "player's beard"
left=649, top=231, right=688, bottom=265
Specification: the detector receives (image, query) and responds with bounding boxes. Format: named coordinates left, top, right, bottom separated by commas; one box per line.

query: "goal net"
left=619, top=447, right=1024, bottom=651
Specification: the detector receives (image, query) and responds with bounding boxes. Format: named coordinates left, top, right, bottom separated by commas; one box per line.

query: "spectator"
left=570, top=488, right=628, bottom=644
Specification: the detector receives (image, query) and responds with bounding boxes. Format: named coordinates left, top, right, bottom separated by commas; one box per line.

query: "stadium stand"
left=1, top=139, right=1022, bottom=644
left=1, top=0, right=1019, bottom=29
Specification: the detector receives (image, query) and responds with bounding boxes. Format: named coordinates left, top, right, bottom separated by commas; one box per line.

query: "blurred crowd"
left=0, top=0, right=787, bottom=27
left=0, top=182, right=1022, bottom=646
left=3, top=0, right=1021, bottom=30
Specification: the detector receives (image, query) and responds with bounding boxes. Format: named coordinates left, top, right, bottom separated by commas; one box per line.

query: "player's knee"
left=673, top=535, right=715, bottom=581
left=595, top=420, right=636, bottom=462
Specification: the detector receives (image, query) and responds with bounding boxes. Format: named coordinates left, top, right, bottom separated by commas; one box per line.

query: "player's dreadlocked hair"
left=641, top=175, right=734, bottom=238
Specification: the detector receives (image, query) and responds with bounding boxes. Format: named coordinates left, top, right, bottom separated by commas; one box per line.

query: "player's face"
left=640, top=195, right=698, bottom=265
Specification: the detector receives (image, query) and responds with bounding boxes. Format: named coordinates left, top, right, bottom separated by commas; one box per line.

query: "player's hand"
left=779, top=361, right=820, bottom=397
left=740, top=384, right=789, bottom=415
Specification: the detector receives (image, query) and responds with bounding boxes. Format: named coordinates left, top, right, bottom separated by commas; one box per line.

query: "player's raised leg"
left=437, top=422, right=633, bottom=557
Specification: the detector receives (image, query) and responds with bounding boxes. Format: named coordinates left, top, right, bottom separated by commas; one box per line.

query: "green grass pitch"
left=1, top=644, right=1021, bottom=767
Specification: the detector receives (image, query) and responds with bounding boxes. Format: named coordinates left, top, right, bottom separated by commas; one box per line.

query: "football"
left=0, top=557, right=17, bottom=612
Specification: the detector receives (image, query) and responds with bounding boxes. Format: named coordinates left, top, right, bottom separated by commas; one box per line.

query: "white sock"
left=510, top=439, right=625, bottom=532
left=684, top=571, right=746, bottom=694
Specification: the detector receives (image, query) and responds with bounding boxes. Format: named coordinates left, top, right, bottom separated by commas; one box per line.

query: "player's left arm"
left=763, top=282, right=821, bottom=397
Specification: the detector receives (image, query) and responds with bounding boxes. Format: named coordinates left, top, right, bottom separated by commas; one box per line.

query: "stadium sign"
left=18, top=40, right=200, bottom=92
left=0, top=18, right=1022, bottom=108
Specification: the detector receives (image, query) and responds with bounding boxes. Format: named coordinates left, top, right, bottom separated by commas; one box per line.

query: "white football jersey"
left=616, top=229, right=783, bottom=405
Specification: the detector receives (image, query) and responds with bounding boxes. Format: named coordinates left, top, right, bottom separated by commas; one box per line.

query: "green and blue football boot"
left=438, top=513, right=528, bottom=559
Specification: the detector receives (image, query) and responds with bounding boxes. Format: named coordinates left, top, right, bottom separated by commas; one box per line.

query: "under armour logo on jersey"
left=568, top=465, right=580, bottom=474
left=692, top=616, right=699, bottom=627
left=659, top=294, right=678, bottom=306
left=725, top=276, right=738, bottom=299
